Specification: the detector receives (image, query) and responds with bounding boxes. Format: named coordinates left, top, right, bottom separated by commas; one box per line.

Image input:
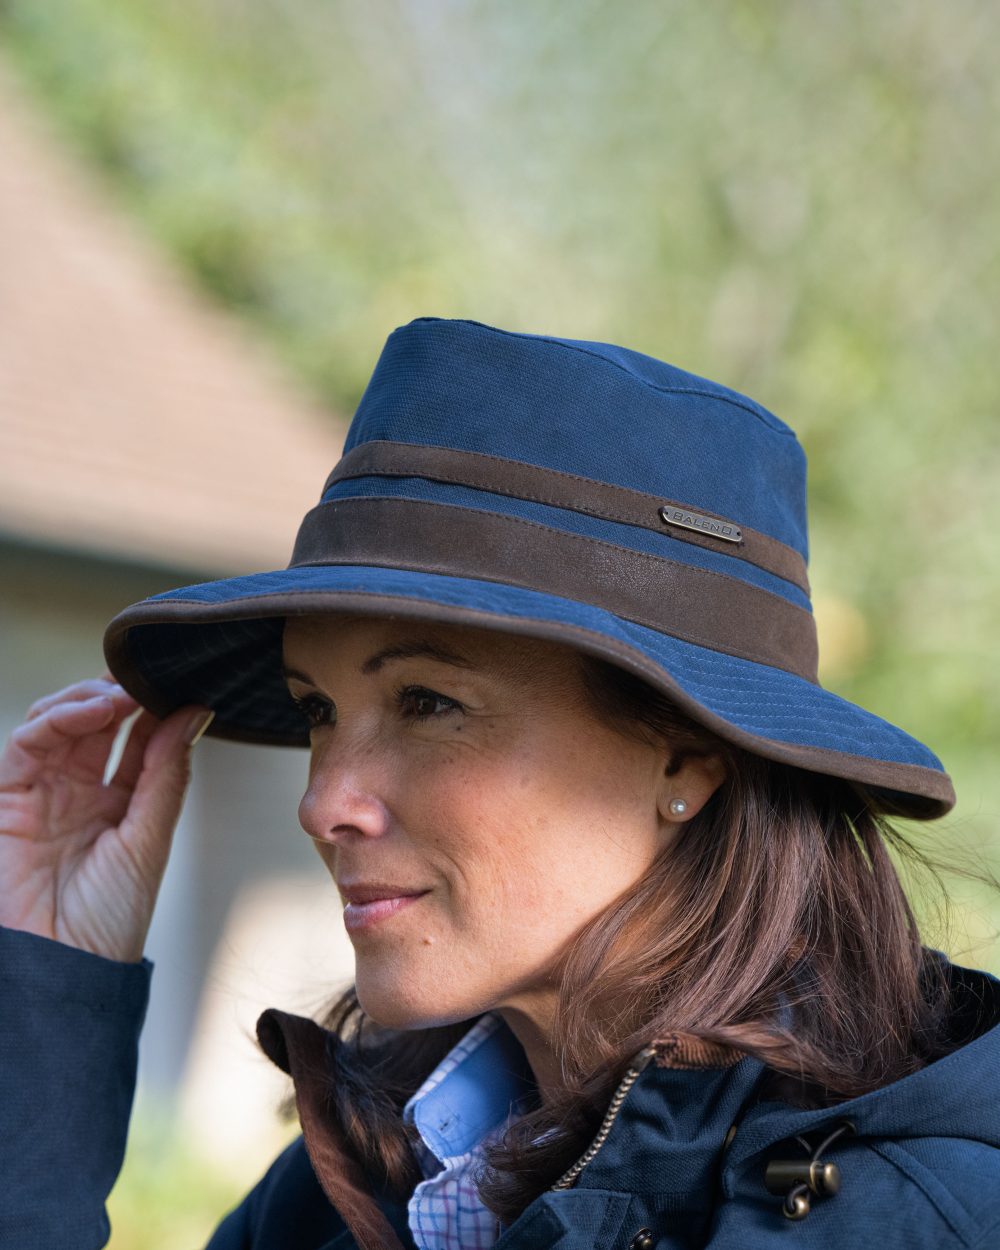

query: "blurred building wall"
left=0, top=54, right=354, bottom=1158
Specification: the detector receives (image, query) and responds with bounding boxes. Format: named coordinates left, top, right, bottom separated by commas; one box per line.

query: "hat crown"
left=342, top=317, right=810, bottom=563
left=103, top=314, right=955, bottom=818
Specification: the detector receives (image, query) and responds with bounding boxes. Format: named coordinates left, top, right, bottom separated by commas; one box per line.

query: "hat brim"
left=103, top=563, right=956, bottom=821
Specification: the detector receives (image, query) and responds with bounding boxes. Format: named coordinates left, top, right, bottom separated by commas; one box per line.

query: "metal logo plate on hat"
left=658, top=505, right=743, bottom=544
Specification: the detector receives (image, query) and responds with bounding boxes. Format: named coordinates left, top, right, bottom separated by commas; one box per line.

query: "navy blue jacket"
left=3, top=924, right=1000, bottom=1249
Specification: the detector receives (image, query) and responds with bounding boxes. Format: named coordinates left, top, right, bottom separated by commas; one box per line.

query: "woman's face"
left=282, top=613, right=720, bottom=1033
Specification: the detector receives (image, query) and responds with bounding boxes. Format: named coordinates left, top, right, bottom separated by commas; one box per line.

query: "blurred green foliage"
left=3, top=0, right=997, bottom=982
left=1, top=1, right=998, bottom=1241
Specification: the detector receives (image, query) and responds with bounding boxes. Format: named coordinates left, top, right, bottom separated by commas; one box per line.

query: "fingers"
left=118, top=706, right=214, bottom=868
left=0, top=693, right=137, bottom=789
left=110, top=701, right=217, bottom=793
left=8, top=694, right=120, bottom=756
left=25, top=677, right=138, bottom=722
left=108, top=708, right=162, bottom=792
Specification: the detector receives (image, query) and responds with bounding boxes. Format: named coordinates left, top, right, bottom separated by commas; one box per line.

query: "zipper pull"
left=551, top=1046, right=659, bottom=1191
left=630, top=1045, right=659, bottom=1071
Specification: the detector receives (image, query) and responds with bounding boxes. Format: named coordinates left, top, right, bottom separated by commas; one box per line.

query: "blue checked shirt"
left=402, top=1014, right=535, bottom=1250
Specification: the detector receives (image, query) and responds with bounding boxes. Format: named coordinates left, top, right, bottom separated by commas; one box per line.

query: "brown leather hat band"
left=322, top=440, right=810, bottom=596
left=290, top=496, right=820, bottom=682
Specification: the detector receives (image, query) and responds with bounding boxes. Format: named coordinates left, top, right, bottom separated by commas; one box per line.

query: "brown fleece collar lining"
left=256, top=1008, right=406, bottom=1250
left=651, top=1033, right=745, bottom=1070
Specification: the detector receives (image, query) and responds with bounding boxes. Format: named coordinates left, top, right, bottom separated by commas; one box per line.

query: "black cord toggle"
left=764, top=1119, right=855, bottom=1220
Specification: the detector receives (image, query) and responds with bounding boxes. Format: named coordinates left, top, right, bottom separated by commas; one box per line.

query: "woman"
left=1, top=315, right=998, bottom=1250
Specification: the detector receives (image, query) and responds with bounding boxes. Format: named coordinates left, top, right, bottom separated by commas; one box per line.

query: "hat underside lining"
left=106, top=580, right=954, bottom=820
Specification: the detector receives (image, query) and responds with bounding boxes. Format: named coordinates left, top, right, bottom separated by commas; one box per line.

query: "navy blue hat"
left=104, top=316, right=955, bottom=819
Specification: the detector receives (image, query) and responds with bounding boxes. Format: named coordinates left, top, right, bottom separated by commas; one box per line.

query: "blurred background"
left=0, top=2, right=997, bottom=1245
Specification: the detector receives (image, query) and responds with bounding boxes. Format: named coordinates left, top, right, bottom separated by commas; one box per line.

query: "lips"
left=338, top=882, right=429, bottom=905
left=338, top=882, right=431, bottom=935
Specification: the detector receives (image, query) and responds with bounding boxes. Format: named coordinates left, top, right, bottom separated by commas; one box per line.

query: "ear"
left=655, top=748, right=728, bottom=825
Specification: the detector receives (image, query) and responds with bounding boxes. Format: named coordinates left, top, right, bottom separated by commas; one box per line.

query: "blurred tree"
left=2, top=5, right=997, bottom=1244
left=2, top=0, right=996, bottom=864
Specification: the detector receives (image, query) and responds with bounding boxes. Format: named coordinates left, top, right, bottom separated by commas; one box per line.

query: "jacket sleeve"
left=0, top=924, right=152, bottom=1250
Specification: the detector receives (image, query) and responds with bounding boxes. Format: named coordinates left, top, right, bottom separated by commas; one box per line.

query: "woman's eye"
left=291, top=693, right=334, bottom=729
left=395, top=685, right=462, bottom=720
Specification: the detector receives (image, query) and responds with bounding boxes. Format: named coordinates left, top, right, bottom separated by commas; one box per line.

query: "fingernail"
left=185, top=709, right=215, bottom=746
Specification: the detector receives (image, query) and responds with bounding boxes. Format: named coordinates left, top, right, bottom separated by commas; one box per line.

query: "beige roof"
left=0, top=60, right=347, bottom=577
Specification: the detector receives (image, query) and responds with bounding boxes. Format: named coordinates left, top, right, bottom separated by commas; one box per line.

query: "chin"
left=353, top=967, right=484, bottom=1031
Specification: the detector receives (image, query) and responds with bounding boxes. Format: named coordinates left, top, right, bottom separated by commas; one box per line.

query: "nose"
left=297, top=735, right=392, bottom=844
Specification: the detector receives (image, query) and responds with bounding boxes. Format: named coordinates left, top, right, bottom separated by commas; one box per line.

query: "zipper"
left=550, top=1045, right=659, bottom=1190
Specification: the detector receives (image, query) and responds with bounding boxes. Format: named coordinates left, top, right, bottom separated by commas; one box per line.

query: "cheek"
left=398, top=735, right=657, bottom=944
left=403, top=755, right=558, bottom=916
left=351, top=742, right=658, bottom=1025
left=506, top=751, right=660, bottom=904
left=445, top=769, right=642, bottom=934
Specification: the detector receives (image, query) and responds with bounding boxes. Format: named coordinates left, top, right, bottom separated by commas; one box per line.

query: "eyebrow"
left=360, top=640, right=474, bottom=675
left=282, top=639, right=475, bottom=688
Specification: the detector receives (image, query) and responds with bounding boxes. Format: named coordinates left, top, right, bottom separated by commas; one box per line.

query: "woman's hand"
left=0, top=676, right=213, bottom=963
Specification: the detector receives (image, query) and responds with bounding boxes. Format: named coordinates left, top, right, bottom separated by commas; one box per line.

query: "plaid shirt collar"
left=400, top=1015, right=536, bottom=1249
left=403, top=1013, right=535, bottom=1172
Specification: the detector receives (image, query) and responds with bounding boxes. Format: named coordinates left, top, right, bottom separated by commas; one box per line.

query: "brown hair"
left=307, top=652, right=973, bottom=1223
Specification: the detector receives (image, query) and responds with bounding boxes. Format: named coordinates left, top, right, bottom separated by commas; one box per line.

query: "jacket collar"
left=725, top=960, right=1000, bottom=1174
left=571, top=961, right=1000, bottom=1199
left=559, top=1033, right=767, bottom=1198
left=256, top=957, right=1000, bottom=1247
left=256, top=1008, right=409, bottom=1250
left=257, top=1005, right=769, bottom=1248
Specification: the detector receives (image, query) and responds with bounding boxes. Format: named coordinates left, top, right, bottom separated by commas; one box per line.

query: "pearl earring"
left=668, top=797, right=688, bottom=817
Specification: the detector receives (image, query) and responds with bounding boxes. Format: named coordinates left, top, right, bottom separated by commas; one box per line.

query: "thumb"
left=121, top=706, right=215, bottom=871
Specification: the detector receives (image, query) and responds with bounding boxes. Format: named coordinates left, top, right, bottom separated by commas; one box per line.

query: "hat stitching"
left=333, top=469, right=737, bottom=534
left=123, top=596, right=829, bottom=720
left=326, top=438, right=745, bottom=506
left=119, top=593, right=948, bottom=782
left=138, top=587, right=884, bottom=725
left=410, top=318, right=796, bottom=438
